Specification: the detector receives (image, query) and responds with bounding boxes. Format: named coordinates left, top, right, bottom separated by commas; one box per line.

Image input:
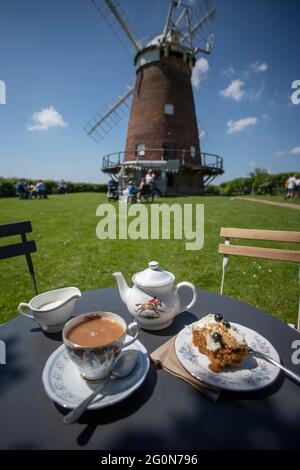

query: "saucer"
left=42, top=337, right=149, bottom=409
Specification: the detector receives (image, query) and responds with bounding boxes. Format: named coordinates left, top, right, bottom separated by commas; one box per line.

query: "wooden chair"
left=218, top=228, right=300, bottom=329
left=0, top=221, right=38, bottom=294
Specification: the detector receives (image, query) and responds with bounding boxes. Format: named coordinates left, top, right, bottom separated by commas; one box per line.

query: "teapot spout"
left=113, top=272, right=131, bottom=305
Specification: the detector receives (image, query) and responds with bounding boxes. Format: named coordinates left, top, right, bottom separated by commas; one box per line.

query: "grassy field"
left=0, top=193, right=299, bottom=325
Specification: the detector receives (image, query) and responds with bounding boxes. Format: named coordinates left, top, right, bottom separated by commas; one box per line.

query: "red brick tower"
left=125, top=36, right=204, bottom=194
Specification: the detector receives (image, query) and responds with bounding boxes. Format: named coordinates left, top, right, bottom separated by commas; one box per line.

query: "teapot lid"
left=133, top=261, right=174, bottom=287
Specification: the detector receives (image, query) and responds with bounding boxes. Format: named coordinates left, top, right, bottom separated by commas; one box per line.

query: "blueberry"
left=212, top=332, right=222, bottom=343
left=214, top=313, right=223, bottom=322
left=223, top=320, right=231, bottom=328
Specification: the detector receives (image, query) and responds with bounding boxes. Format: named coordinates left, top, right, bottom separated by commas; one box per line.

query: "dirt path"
left=235, top=197, right=300, bottom=210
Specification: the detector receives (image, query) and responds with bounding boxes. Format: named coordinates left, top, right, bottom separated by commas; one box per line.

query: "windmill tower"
left=85, top=0, right=223, bottom=195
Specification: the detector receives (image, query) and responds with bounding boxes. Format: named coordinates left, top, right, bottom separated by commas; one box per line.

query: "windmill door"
left=162, top=142, right=176, bottom=160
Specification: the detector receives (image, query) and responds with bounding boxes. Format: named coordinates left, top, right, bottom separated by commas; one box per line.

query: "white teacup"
left=18, top=287, right=81, bottom=333
left=63, top=311, right=140, bottom=381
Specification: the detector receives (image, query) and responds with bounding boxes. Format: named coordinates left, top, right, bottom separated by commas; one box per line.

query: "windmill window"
left=164, top=103, right=174, bottom=115
left=190, top=146, right=196, bottom=158
left=136, top=144, right=145, bottom=157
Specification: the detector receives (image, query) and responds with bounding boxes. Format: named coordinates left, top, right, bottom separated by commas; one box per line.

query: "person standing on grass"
left=15, top=179, right=27, bottom=199
left=37, top=180, right=47, bottom=199
left=136, top=177, right=146, bottom=203
left=285, top=175, right=297, bottom=199
left=127, top=180, right=136, bottom=204
left=145, top=170, right=156, bottom=202
left=58, top=179, right=67, bottom=194
left=296, top=176, right=300, bottom=198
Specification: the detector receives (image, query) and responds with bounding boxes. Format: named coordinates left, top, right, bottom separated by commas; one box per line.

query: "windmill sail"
left=183, top=0, right=216, bottom=47
left=84, top=86, right=134, bottom=142
left=90, top=0, right=140, bottom=55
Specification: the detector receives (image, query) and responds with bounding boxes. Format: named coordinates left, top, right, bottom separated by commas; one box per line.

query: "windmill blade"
left=198, top=120, right=207, bottom=139
left=180, top=1, right=216, bottom=46
left=163, top=0, right=177, bottom=38
left=161, top=1, right=193, bottom=47
left=84, top=86, right=134, bottom=142
left=90, top=0, right=141, bottom=54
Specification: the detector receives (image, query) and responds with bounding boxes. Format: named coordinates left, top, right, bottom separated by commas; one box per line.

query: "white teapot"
left=113, top=261, right=197, bottom=330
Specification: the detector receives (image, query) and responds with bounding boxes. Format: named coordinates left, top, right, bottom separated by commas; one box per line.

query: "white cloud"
left=251, top=61, right=268, bottom=72
left=220, top=79, right=246, bottom=101
left=277, top=146, right=300, bottom=156
left=227, top=117, right=258, bottom=135
left=248, top=81, right=265, bottom=101
left=262, top=113, right=271, bottom=121
left=291, top=146, right=300, bottom=155
left=192, top=58, right=209, bottom=88
left=220, top=78, right=264, bottom=102
left=27, top=106, right=68, bottom=131
left=221, top=66, right=235, bottom=78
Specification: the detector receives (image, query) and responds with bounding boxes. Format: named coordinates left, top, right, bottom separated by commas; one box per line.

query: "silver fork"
left=248, top=348, right=300, bottom=386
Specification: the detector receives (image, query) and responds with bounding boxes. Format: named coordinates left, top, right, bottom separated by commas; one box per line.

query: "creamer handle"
left=18, top=303, right=34, bottom=319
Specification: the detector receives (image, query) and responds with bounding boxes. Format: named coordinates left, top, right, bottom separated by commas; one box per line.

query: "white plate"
left=42, top=337, right=149, bottom=409
left=175, top=322, right=280, bottom=391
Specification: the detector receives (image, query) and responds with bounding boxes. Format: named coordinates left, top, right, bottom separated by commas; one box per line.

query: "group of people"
left=15, top=179, right=68, bottom=199
left=15, top=179, right=47, bottom=199
left=127, top=170, right=157, bottom=204
left=285, top=175, right=300, bottom=199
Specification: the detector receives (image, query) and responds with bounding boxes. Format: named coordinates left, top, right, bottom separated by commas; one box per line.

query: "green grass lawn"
left=0, top=193, right=299, bottom=325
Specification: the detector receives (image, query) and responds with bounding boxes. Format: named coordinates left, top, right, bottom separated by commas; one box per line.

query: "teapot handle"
left=176, top=282, right=197, bottom=312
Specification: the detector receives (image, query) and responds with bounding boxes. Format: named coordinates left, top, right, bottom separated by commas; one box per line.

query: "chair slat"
left=220, top=227, right=300, bottom=243
left=0, top=241, right=37, bottom=260
left=0, top=221, right=32, bottom=238
left=218, top=243, right=300, bottom=263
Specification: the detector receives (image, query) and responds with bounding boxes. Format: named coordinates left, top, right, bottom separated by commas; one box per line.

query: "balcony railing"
left=102, top=148, right=223, bottom=172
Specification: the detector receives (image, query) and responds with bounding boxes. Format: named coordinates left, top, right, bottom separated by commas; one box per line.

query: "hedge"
left=0, top=177, right=107, bottom=198
left=206, top=171, right=298, bottom=197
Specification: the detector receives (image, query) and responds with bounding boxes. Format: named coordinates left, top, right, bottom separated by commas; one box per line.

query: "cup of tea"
left=18, top=287, right=81, bottom=333
left=62, top=311, right=140, bottom=381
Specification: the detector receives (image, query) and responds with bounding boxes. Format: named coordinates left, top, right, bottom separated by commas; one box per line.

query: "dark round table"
left=0, top=288, right=300, bottom=450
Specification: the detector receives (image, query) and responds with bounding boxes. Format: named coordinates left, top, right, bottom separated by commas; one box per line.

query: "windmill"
left=85, top=0, right=224, bottom=195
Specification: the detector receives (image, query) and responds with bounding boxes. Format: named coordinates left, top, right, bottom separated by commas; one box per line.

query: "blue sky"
left=0, top=0, right=299, bottom=183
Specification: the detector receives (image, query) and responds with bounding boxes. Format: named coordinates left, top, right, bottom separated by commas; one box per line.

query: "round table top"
left=0, top=287, right=299, bottom=450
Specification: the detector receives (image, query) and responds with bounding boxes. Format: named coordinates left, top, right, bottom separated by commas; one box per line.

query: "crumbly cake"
left=192, top=314, right=248, bottom=373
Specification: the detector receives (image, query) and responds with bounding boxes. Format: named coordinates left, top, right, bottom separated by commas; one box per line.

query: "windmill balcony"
left=101, top=148, right=223, bottom=175
left=101, top=148, right=223, bottom=194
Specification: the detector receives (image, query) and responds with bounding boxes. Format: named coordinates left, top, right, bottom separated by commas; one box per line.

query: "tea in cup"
left=63, top=311, right=140, bottom=380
